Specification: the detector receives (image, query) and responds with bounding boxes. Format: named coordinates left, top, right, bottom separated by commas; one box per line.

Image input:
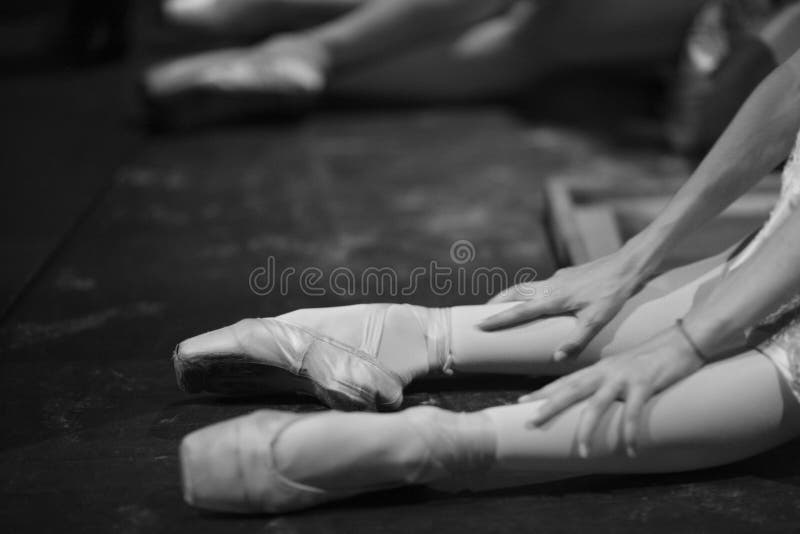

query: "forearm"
left=623, top=52, right=800, bottom=274
left=301, top=0, right=517, bottom=70
left=682, top=206, right=800, bottom=358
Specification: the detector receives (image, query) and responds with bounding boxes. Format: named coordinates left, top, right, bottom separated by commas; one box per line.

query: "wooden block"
left=546, top=174, right=781, bottom=267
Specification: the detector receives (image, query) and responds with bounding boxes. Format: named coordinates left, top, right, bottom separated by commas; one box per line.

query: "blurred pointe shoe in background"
left=141, top=36, right=328, bottom=130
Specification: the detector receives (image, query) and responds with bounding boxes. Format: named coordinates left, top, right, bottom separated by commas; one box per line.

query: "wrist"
left=674, top=319, right=713, bottom=365
left=677, top=312, right=737, bottom=363
left=619, top=230, right=668, bottom=279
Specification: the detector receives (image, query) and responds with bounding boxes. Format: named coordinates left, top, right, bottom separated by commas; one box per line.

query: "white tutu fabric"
left=727, top=128, right=800, bottom=402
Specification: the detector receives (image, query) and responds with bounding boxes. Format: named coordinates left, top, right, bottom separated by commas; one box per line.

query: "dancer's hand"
left=517, top=327, right=705, bottom=457
left=480, top=249, right=653, bottom=360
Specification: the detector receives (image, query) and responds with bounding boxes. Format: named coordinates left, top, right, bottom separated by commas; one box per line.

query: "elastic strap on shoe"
left=409, top=306, right=454, bottom=376
left=359, top=304, right=390, bottom=356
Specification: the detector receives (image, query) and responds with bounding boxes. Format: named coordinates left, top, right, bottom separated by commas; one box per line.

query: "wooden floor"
left=2, top=28, right=800, bottom=534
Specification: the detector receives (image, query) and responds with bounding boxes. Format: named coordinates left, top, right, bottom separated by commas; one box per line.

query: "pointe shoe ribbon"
left=174, top=311, right=405, bottom=411
left=419, top=306, right=455, bottom=376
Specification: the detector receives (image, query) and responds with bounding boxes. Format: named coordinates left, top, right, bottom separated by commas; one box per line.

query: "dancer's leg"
left=329, top=0, right=706, bottom=101
left=288, top=350, right=800, bottom=489
left=143, top=0, right=517, bottom=127
left=448, top=248, right=731, bottom=376
left=329, top=3, right=553, bottom=101
left=282, top=351, right=800, bottom=487
left=180, top=348, right=800, bottom=512
left=477, top=350, right=800, bottom=487
left=156, top=0, right=704, bottom=110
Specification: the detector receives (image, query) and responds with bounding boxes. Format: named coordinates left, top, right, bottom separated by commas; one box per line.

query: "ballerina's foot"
left=141, top=37, right=328, bottom=130
left=179, top=406, right=497, bottom=513
left=173, top=315, right=406, bottom=411
left=173, top=304, right=453, bottom=411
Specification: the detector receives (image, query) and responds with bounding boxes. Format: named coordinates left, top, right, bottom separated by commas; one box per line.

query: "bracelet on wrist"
left=675, top=318, right=712, bottom=363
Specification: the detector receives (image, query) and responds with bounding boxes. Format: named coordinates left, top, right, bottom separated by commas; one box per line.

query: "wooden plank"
left=573, top=206, right=625, bottom=263
left=545, top=179, right=584, bottom=265
left=546, top=174, right=781, bottom=265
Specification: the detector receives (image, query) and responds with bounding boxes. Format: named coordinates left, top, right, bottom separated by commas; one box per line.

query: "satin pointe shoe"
left=141, top=38, right=326, bottom=130
left=179, top=406, right=497, bottom=513
left=173, top=305, right=453, bottom=411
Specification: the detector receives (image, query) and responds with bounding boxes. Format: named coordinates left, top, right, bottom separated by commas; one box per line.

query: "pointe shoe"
left=179, top=406, right=497, bottom=513
left=142, top=37, right=326, bottom=130
left=173, top=305, right=452, bottom=411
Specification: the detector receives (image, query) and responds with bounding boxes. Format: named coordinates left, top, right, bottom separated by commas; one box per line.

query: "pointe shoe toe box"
left=180, top=410, right=333, bottom=513
left=173, top=318, right=404, bottom=410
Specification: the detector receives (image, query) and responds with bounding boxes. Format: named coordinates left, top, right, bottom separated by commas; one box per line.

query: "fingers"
left=486, top=289, right=516, bottom=304
left=524, top=373, right=598, bottom=427
left=576, top=382, right=621, bottom=458
left=517, top=379, right=565, bottom=404
left=487, top=282, right=538, bottom=304
left=622, top=385, right=650, bottom=458
left=478, top=299, right=562, bottom=331
left=553, top=311, right=608, bottom=361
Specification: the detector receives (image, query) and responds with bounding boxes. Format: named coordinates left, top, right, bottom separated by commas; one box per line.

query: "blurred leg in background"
left=330, top=0, right=707, bottom=101
left=142, top=0, right=705, bottom=129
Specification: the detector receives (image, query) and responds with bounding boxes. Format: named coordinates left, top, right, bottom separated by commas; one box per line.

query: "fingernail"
left=578, top=442, right=589, bottom=458
left=517, top=395, right=531, bottom=403
left=626, top=445, right=637, bottom=458
left=553, top=350, right=567, bottom=361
